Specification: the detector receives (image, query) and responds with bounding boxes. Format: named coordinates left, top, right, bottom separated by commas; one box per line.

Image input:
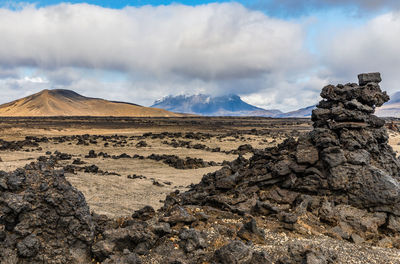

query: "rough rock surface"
left=2, top=73, right=400, bottom=263
left=0, top=158, right=94, bottom=263
left=175, top=73, right=400, bottom=236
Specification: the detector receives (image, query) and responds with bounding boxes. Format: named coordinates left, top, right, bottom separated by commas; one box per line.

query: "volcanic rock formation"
left=0, top=158, right=94, bottom=263
left=179, top=73, right=400, bottom=216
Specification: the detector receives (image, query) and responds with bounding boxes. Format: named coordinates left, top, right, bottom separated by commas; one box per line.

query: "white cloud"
left=0, top=2, right=317, bottom=111
left=0, top=3, right=309, bottom=80
left=320, top=11, right=400, bottom=96
left=6, top=3, right=398, bottom=112
left=23, top=76, right=48, bottom=83
left=0, top=76, right=49, bottom=103
left=242, top=74, right=328, bottom=111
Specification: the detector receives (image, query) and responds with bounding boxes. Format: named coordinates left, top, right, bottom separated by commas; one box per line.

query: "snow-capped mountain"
left=151, top=94, right=283, bottom=117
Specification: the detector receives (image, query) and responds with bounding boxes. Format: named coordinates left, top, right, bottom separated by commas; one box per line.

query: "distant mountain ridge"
left=0, top=89, right=182, bottom=117
left=12, top=89, right=400, bottom=118
left=151, top=94, right=283, bottom=117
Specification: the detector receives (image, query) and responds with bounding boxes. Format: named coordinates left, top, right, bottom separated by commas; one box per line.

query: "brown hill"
left=0, top=89, right=183, bottom=117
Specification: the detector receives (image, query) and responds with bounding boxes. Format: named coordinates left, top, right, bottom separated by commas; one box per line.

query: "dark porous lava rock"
left=0, top=158, right=94, bottom=263
left=132, top=206, right=156, bottom=221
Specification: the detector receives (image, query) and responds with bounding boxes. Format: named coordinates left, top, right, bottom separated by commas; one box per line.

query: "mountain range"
left=1, top=89, right=400, bottom=117
left=0, top=89, right=182, bottom=117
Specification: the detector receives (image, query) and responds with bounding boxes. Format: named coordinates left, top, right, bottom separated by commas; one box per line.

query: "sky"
left=0, top=0, right=400, bottom=111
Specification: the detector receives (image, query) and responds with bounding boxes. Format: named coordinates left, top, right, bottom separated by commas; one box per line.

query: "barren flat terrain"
left=1, top=116, right=400, bottom=218
left=0, top=117, right=310, bottom=217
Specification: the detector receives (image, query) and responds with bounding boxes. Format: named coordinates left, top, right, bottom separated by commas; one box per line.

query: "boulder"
left=0, top=158, right=94, bottom=263
left=358, top=72, right=382, bottom=86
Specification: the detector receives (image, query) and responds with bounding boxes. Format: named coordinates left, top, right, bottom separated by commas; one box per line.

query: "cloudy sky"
left=0, top=0, right=399, bottom=111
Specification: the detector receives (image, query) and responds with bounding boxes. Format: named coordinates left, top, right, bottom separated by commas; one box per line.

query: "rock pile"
left=173, top=72, right=400, bottom=246
left=147, top=154, right=217, bottom=169
left=0, top=158, right=94, bottom=263
left=0, top=138, right=40, bottom=151
left=308, top=72, right=400, bottom=213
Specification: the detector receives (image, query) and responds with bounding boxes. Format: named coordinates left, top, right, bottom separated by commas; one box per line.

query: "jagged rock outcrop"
left=0, top=158, right=94, bottom=263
